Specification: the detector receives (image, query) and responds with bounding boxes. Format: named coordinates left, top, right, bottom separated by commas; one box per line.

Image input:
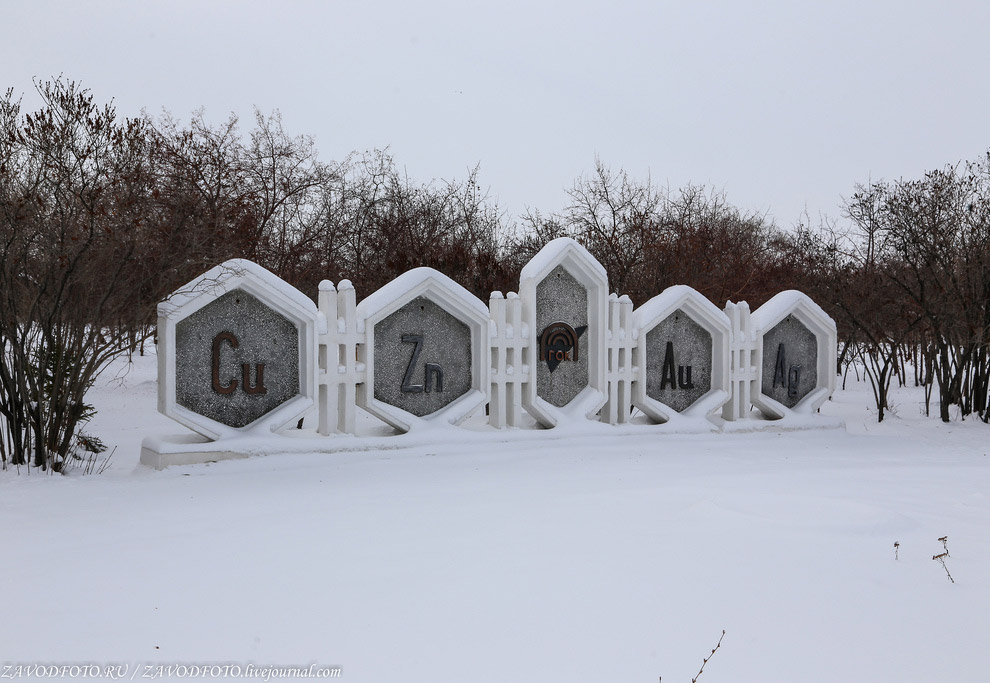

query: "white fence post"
left=507, top=292, right=527, bottom=427
left=723, top=300, right=756, bottom=421
left=602, top=293, right=636, bottom=424
left=317, top=280, right=337, bottom=435
left=317, top=279, right=366, bottom=435
left=489, top=292, right=507, bottom=429
left=488, top=291, right=529, bottom=428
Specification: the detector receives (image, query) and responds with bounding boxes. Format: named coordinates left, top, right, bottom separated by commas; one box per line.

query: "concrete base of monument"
left=140, top=408, right=845, bottom=469
left=140, top=434, right=253, bottom=469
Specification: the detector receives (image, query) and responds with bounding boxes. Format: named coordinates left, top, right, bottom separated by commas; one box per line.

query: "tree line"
left=1, top=78, right=988, bottom=470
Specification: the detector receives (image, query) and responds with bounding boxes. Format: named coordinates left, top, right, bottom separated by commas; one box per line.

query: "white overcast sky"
left=4, top=0, right=989, bottom=227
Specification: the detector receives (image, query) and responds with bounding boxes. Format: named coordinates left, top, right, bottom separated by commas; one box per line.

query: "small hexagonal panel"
left=357, top=267, right=490, bottom=432
left=536, top=265, right=589, bottom=407
left=761, top=314, right=818, bottom=408
left=373, top=296, right=471, bottom=417
left=175, top=289, right=300, bottom=427
left=632, top=285, right=732, bottom=424
left=645, top=308, right=713, bottom=412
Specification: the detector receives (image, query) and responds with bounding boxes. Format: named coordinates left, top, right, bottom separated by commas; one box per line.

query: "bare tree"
left=844, top=158, right=990, bottom=422
left=0, top=80, right=163, bottom=468
left=518, top=160, right=785, bottom=306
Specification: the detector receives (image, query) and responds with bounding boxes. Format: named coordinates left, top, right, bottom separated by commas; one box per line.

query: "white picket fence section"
left=601, top=293, right=637, bottom=425
left=487, top=291, right=530, bottom=428
left=722, top=300, right=757, bottom=421
left=317, top=279, right=366, bottom=435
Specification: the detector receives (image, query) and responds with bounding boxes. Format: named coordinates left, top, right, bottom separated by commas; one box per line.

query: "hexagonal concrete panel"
left=518, top=238, right=608, bottom=427
left=761, top=314, right=818, bottom=409
left=536, top=265, right=590, bottom=408
left=175, top=289, right=300, bottom=427
left=373, top=296, right=472, bottom=417
left=357, top=267, right=490, bottom=432
left=645, top=308, right=713, bottom=412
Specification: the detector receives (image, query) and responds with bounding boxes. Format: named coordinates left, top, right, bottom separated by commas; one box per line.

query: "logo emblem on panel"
left=539, top=322, right=587, bottom=372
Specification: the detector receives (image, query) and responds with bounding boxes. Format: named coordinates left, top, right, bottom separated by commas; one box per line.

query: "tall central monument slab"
left=536, top=266, right=589, bottom=407
left=520, top=238, right=608, bottom=427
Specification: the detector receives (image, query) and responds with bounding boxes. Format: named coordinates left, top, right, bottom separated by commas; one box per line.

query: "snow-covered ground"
left=3, top=351, right=989, bottom=682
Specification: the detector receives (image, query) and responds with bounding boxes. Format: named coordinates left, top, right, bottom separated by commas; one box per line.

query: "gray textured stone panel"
left=762, top=315, right=818, bottom=408
left=536, top=265, right=589, bottom=407
left=645, top=308, right=713, bottom=412
left=175, top=289, right=300, bottom=428
left=373, top=296, right=472, bottom=417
